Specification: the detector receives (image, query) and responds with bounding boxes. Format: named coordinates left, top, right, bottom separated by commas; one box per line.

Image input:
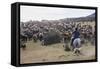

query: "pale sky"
left=20, top=5, right=95, bottom=22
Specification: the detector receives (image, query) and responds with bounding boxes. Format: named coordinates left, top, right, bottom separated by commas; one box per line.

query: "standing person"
left=71, top=28, right=81, bottom=54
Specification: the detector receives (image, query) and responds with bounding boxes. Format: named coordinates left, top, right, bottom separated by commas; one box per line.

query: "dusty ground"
left=20, top=40, right=96, bottom=64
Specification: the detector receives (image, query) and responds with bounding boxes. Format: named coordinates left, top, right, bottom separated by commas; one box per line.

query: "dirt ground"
left=20, top=40, right=96, bottom=64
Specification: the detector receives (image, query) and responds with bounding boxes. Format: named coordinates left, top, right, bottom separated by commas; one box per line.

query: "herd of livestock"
left=20, top=19, right=95, bottom=50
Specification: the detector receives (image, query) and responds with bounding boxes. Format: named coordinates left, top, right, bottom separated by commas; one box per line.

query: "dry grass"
left=20, top=40, right=96, bottom=64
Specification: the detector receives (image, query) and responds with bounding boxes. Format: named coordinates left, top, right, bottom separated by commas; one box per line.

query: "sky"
left=20, top=5, right=95, bottom=22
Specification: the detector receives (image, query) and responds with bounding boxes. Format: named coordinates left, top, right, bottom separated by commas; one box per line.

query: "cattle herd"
left=20, top=18, right=95, bottom=51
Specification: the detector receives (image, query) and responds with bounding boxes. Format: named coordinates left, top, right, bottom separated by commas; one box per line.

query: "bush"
left=43, top=31, right=61, bottom=45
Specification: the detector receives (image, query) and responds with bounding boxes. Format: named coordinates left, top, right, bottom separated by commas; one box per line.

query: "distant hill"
left=86, top=13, right=95, bottom=18
left=59, top=13, right=95, bottom=23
